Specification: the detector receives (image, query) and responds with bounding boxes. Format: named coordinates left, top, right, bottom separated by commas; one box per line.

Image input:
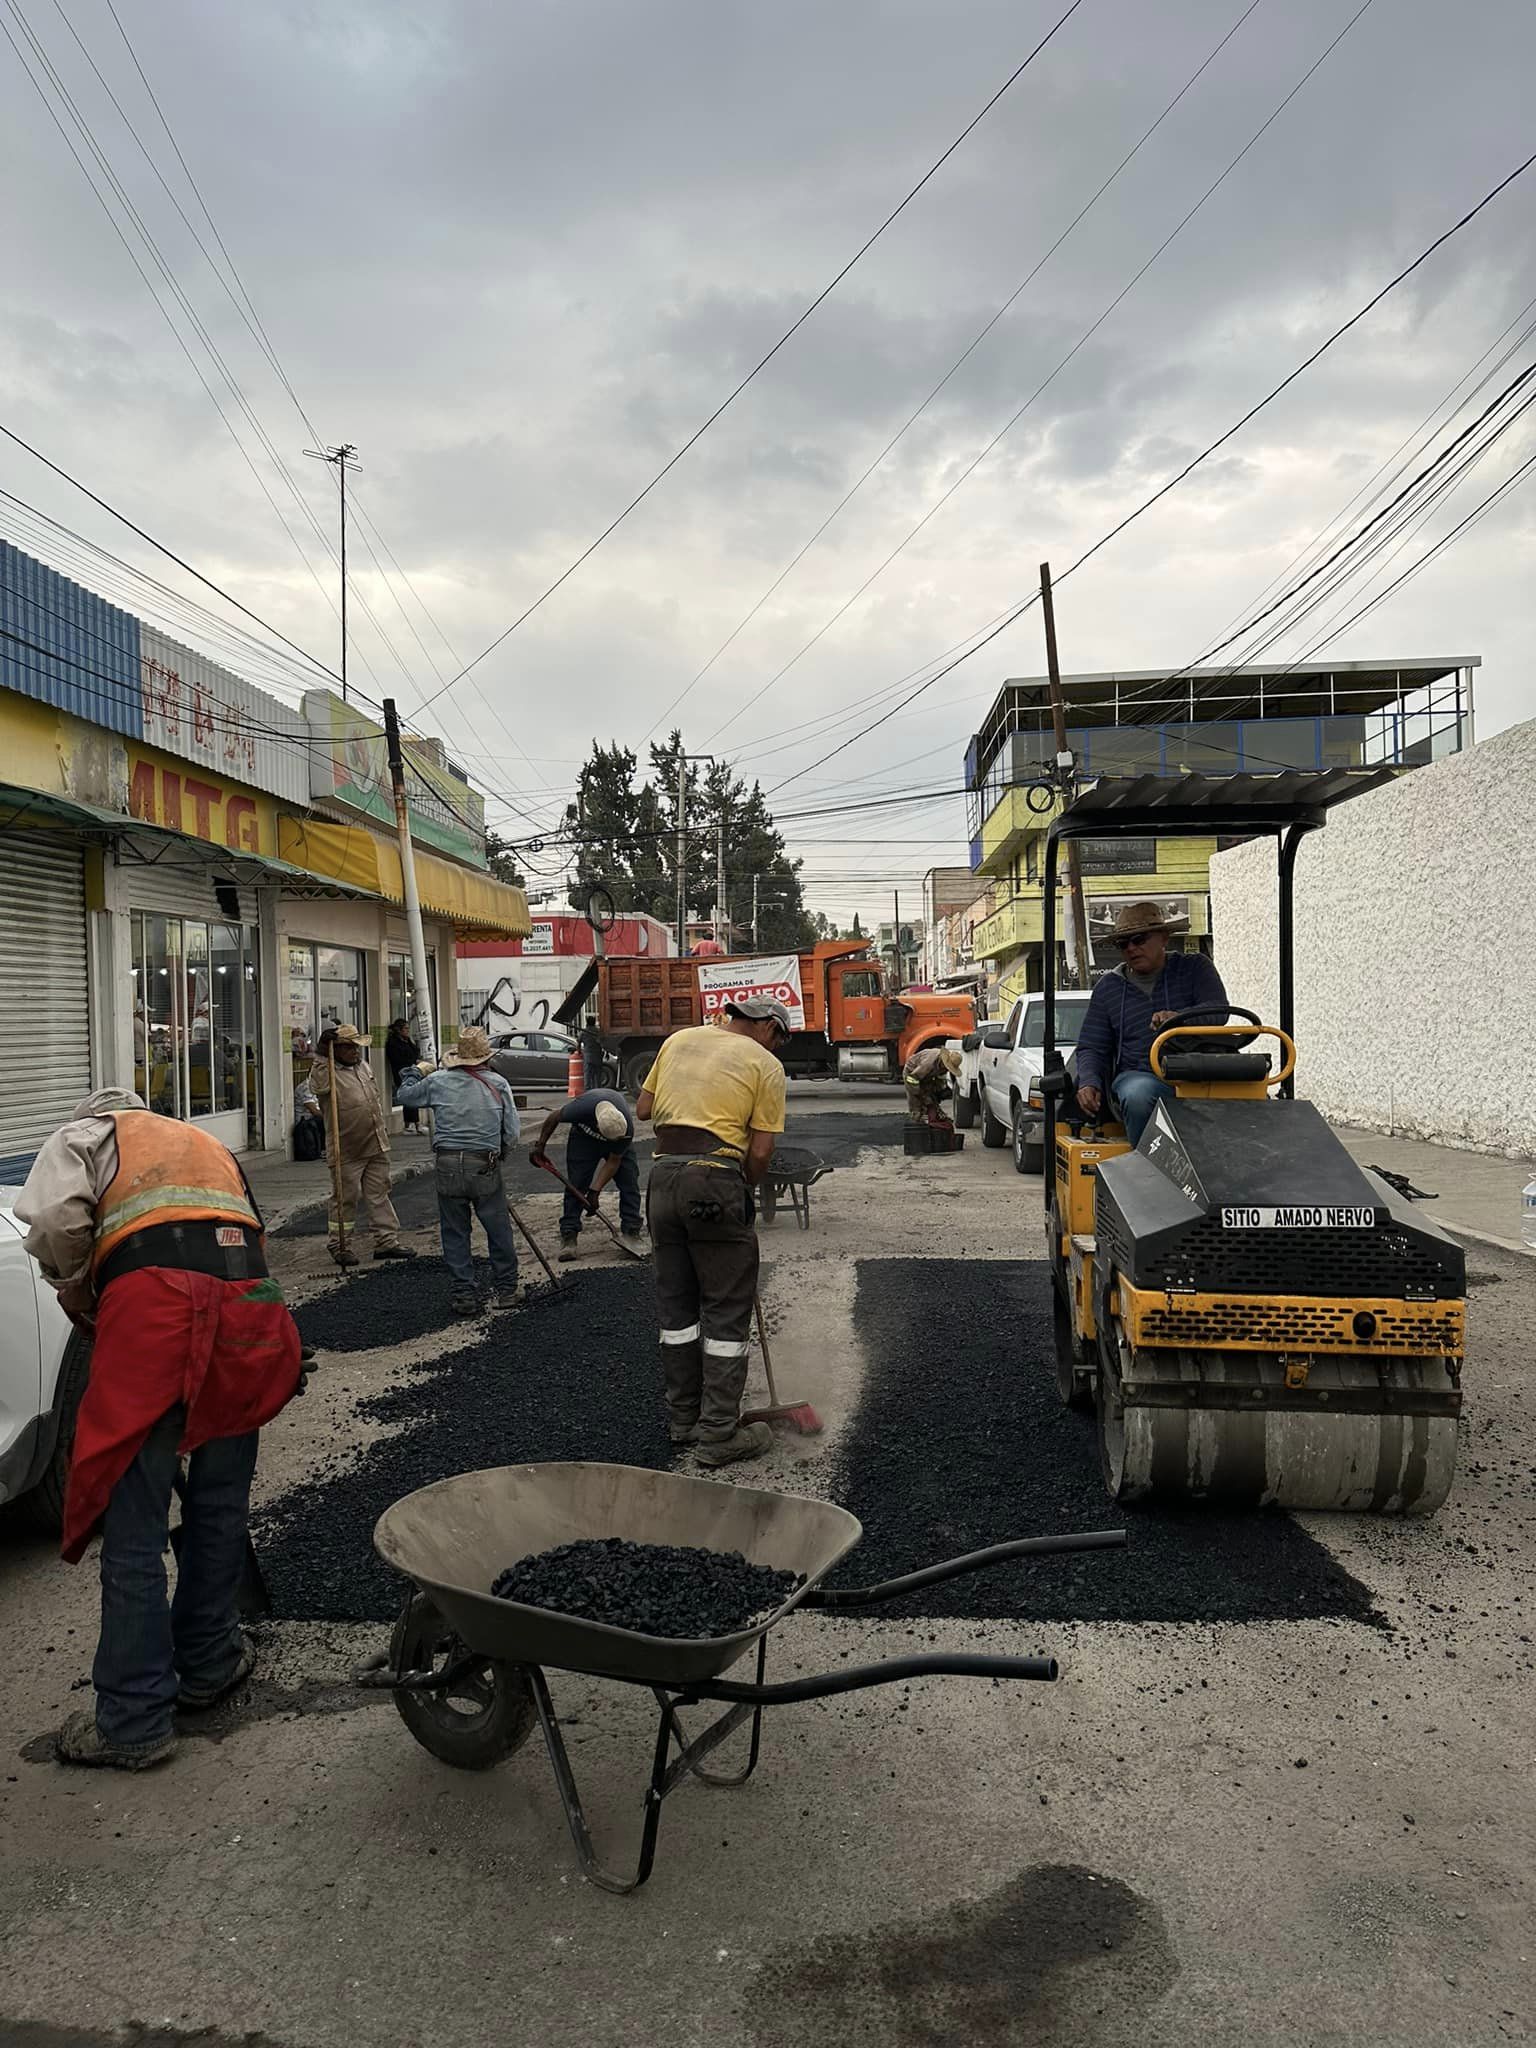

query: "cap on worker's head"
left=594, top=1100, right=629, bottom=1140
left=74, top=1087, right=146, bottom=1118
left=444, top=1026, right=493, bottom=1068
left=725, top=995, right=793, bottom=1034
left=333, top=1023, right=366, bottom=1046
left=1109, top=901, right=1176, bottom=941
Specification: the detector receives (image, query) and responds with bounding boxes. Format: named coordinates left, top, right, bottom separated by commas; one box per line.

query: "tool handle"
left=507, top=1202, right=560, bottom=1287
left=537, top=1151, right=611, bottom=1230
left=801, top=1529, right=1127, bottom=1609
left=325, top=1045, right=347, bottom=1256
left=752, top=1292, right=780, bottom=1408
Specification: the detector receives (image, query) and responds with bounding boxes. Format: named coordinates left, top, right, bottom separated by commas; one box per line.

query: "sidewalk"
left=242, top=1131, right=436, bottom=1230
left=1333, top=1125, right=1535, bottom=1257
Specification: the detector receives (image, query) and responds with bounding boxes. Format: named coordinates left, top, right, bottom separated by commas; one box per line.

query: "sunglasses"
left=1114, top=931, right=1160, bottom=951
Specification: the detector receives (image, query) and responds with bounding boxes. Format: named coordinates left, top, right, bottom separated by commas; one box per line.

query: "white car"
left=951, top=993, right=1092, bottom=1173
left=0, top=1186, right=89, bottom=1531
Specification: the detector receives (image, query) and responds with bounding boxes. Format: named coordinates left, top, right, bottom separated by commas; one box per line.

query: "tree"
left=484, top=832, right=527, bottom=889
left=561, top=731, right=817, bottom=950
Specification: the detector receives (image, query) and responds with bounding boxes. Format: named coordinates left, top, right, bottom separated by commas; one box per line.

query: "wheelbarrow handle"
left=680, top=1650, right=1057, bottom=1707
left=800, top=1528, right=1126, bottom=1610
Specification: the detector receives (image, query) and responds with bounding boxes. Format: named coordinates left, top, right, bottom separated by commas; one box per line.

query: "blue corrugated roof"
left=0, top=541, right=142, bottom=737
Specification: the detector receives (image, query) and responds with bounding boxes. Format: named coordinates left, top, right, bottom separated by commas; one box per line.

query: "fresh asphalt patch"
left=827, top=1258, right=1382, bottom=1629
left=256, top=1265, right=671, bottom=1623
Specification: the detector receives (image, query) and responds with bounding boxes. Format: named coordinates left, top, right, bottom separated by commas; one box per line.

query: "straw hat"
left=332, top=1023, right=367, bottom=1047
left=444, top=1026, right=494, bottom=1068
left=1108, top=901, right=1182, bottom=942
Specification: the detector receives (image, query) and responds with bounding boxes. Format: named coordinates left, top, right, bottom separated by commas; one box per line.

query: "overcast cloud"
left=1, top=0, right=1532, bottom=915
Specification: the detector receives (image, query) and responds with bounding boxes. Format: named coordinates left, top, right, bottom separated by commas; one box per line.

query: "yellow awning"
left=277, top=817, right=532, bottom=940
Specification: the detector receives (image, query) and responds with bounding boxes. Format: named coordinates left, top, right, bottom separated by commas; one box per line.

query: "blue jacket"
left=395, top=1064, right=520, bottom=1154
left=1075, top=952, right=1228, bottom=1094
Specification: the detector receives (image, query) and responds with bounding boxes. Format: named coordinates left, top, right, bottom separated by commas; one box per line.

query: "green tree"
left=484, top=832, right=528, bottom=889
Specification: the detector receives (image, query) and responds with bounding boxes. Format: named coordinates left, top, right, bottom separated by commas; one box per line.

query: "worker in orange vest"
left=16, top=1089, right=303, bottom=1771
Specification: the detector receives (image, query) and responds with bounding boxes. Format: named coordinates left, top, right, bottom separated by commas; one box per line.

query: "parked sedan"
left=488, top=1029, right=581, bottom=1088
left=0, top=1187, right=89, bottom=1531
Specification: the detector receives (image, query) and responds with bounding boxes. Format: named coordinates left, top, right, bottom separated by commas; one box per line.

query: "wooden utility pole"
left=675, top=752, right=687, bottom=957
left=383, top=698, right=437, bottom=1065
left=1040, top=561, right=1092, bottom=989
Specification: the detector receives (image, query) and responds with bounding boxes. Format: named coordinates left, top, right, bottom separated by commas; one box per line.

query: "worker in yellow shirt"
left=636, top=997, right=789, bottom=1466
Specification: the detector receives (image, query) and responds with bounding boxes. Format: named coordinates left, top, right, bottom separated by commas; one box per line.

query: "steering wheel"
left=1154, top=1003, right=1262, bottom=1054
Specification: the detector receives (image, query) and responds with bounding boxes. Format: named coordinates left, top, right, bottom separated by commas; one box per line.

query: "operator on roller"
left=15, top=1090, right=303, bottom=1771
left=1075, top=902, right=1228, bottom=1145
left=635, top=996, right=789, bottom=1467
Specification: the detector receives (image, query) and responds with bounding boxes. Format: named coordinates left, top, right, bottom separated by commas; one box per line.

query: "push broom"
left=742, top=1293, right=823, bottom=1435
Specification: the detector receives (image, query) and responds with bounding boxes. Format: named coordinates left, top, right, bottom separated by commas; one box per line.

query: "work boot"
left=450, top=1287, right=479, bottom=1317
left=557, top=1237, right=580, bottom=1263
left=374, top=1244, right=416, bottom=1261
left=329, top=1244, right=359, bottom=1268
left=668, top=1420, right=700, bottom=1446
left=621, top=1225, right=645, bottom=1241
left=54, top=1709, right=176, bottom=1772
left=694, top=1422, right=773, bottom=1469
left=178, top=1630, right=257, bottom=1712
left=489, top=1282, right=526, bottom=1312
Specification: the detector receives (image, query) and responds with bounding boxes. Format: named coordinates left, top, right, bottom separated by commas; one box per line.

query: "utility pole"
left=715, top=820, right=727, bottom=952
left=382, top=698, right=436, bottom=1065
left=751, top=873, right=759, bottom=949
left=1040, top=561, right=1092, bottom=990
left=675, top=752, right=687, bottom=957
left=303, top=442, right=359, bottom=701
left=891, top=888, right=903, bottom=990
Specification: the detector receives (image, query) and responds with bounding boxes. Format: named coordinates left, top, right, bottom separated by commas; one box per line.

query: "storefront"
left=0, top=823, right=92, bottom=1174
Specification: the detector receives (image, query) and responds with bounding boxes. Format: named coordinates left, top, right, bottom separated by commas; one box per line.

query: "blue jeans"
left=1112, top=1070, right=1176, bottom=1147
left=561, top=1130, right=642, bottom=1238
left=435, top=1149, right=519, bottom=1289
left=95, top=1404, right=258, bottom=1751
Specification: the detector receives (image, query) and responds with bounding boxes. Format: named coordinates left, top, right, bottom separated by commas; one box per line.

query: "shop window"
left=387, top=949, right=438, bottom=1038
left=287, top=941, right=367, bottom=1099
left=133, top=913, right=259, bottom=1130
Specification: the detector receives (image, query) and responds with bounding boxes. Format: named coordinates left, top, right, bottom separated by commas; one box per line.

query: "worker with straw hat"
left=1075, top=901, right=1228, bottom=1145
left=310, top=1025, right=413, bottom=1268
left=395, top=1027, right=521, bottom=1316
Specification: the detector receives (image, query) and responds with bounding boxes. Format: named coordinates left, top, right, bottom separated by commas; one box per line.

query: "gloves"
left=584, top=1191, right=600, bottom=1215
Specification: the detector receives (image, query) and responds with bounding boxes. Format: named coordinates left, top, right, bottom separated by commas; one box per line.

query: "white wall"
left=1209, top=719, right=1536, bottom=1156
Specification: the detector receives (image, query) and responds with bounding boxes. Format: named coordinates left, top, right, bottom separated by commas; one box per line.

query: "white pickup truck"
left=950, top=992, right=1091, bottom=1173
left=0, top=1186, right=88, bottom=1531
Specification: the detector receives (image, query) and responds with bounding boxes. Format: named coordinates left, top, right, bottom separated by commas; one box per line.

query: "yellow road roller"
left=1038, top=769, right=1465, bottom=1514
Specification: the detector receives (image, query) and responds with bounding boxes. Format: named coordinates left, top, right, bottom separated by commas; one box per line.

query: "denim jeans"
left=561, top=1130, right=642, bottom=1238
left=94, top=1404, right=258, bottom=1751
left=1111, top=1070, right=1176, bottom=1146
left=435, top=1149, right=519, bottom=1289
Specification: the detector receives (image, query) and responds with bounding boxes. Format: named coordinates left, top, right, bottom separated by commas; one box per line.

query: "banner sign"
left=522, top=921, right=555, bottom=955
left=697, top=953, right=805, bottom=1030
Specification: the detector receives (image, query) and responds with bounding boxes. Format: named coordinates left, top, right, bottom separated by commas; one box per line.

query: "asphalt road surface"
left=2, top=1082, right=1531, bottom=2048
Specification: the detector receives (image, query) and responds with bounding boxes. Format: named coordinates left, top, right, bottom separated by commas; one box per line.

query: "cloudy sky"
left=2, top=0, right=1532, bottom=921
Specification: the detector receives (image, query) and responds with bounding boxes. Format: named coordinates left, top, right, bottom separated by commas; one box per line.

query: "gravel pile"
left=256, top=1266, right=669, bottom=1622
left=828, top=1258, right=1382, bottom=1628
left=293, top=1257, right=512, bottom=1353
left=491, top=1537, right=799, bottom=1638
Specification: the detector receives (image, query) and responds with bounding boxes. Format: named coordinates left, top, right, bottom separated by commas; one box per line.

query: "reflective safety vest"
left=91, top=1112, right=260, bottom=1272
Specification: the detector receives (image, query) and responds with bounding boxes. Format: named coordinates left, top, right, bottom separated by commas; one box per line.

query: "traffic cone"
left=567, top=1046, right=584, bottom=1097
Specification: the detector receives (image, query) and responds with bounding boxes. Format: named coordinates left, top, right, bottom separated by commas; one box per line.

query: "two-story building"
left=964, top=657, right=1477, bottom=1009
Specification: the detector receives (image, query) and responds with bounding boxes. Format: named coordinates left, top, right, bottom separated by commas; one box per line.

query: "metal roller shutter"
left=0, top=838, right=90, bottom=1164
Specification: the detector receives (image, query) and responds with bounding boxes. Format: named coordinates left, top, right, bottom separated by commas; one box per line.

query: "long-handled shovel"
left=533, top=1153, right=647, bottom=1259
left=507, top=1200, right=565, bottom=1291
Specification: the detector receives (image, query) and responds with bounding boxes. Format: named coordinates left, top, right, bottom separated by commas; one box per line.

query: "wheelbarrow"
left=758, top=1145, right=831, bottom=1229
left=361, top=1461, right=1125, bottom=1893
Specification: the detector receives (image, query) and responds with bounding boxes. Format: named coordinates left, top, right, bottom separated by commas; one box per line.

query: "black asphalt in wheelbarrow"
left=758, top=1145, right=831, bottom=1230
left=364, top=1460, right=1125, bottom=1893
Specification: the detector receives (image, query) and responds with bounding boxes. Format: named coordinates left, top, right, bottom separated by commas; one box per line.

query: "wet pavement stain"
left=745, top=1863, right=1177, bottom=2048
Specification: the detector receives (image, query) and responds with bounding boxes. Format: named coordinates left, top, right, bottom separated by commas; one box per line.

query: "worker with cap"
left=14, top=1089, right=303, bottom=1770
left=528, top=1087, right=643, bottom=1260
left=635, top=996, right=789, bottom=1467
left=1075, top=901, right=1229, bottom=1144
left=903, top=1044, right=963, bottom=1128
left=309, top=1024, right=414, bottom=1267
left=395, top=1026, right=521, bottom=1315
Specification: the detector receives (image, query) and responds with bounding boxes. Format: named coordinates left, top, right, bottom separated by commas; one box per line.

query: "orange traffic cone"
left=567, top=1046, right=584, bottom=1097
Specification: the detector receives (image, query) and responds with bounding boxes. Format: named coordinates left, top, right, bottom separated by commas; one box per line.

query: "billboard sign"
left=303, top=689, right=486, bottom=866
left=696, top=952, right=806, bottom=1030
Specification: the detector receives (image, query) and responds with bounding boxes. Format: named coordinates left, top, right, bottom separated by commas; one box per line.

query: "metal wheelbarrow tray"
left=366, top=1461, right=1124, bottom=1893
left=758, top=1145, right=831, bottom=1229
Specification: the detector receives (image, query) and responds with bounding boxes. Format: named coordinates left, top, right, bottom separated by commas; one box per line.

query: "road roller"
left=1037, top=767, right=1465, bottom=1514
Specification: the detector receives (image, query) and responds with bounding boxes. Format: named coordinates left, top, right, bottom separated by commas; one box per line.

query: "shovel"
left=532, top=1153, right=647, bottom=1260
left=506, top=1200, right=565, bottom=1291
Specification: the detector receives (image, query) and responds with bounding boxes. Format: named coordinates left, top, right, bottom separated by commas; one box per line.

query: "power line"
left=410, top=0, right=1088, bottom=716
left=764, top=140, right=1536, bottom=798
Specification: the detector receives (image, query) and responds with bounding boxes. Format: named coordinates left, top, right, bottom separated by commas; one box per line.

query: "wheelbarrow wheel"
left=390, top=1592, right=535, bottom=1771
left=758, top=1180, right=778, bottom=1226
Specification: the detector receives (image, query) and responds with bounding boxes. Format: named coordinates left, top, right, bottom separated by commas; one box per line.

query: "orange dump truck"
left=557, top=942, right=976, bottom=1094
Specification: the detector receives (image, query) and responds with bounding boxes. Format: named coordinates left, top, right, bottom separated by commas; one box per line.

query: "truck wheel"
left=1011, top=1100, right=1043, bottom=1176
left=952, top=1083, right=977, bottom=1130
left=25, top=1329, right=91, bottom=1535
left=621, top=1051, right=652, bottom=1095
left=979, top=1095, right=1009, bottom=1149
